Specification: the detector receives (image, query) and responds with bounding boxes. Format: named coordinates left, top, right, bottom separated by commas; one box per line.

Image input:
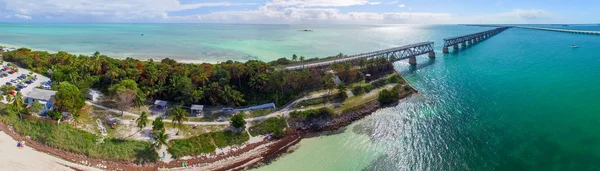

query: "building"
left=26, top=88, right=57, bottom=115
left=86, top=89, right=101, bottom=101
left=86, top=89, right=100, bottom=101
left=190, top=105, right=204, bottom=117
left=154, top=100, right=167, bottom=110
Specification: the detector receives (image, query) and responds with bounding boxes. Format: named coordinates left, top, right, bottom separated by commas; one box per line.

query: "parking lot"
left=0, top=62, right=51, bottom=103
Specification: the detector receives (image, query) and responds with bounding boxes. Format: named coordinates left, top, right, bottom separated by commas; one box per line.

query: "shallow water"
left=256, top=25, right=600, bottom=170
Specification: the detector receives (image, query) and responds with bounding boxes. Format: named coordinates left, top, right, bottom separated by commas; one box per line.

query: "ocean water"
left=2, top=23, right=600, bottom=170
left=0, top=23, right=485, bottom=63
left=256, top=25, right=600, bottom=171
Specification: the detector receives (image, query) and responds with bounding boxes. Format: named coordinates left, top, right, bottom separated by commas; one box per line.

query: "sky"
left=0, top=0, right=598, bottom=24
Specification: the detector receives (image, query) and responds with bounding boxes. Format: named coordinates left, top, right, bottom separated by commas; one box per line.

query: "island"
left=0, top=48, right=415, bottom=170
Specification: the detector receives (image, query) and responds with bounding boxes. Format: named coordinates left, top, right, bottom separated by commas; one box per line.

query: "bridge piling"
left=428, top=52, right=435, bottom=58
left=408, top=56, right=417, bottom=65
left=443, top=47, right=449, bottom=53
left=461, top=42, right=466, bottom=47
left=453, top=44, right=459, bottom=50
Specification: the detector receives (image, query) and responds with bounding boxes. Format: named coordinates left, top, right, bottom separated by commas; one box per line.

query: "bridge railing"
left=283, top=41, right=434, bottom=70
left=443, top=27, right=509, bottom=47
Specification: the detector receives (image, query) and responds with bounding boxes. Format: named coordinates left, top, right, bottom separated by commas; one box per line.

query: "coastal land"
left=0, top=47, right=417, bottom=170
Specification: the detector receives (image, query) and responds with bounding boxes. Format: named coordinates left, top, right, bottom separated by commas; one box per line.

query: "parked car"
left=6, top=82, right=12, bottom=85
left=1, top=73, right=8, bottom=77
left=10, top=79, right=18, bottom=83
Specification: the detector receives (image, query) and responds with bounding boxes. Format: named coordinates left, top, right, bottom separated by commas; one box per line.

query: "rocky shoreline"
left=0, top=87, right=415, bottom=171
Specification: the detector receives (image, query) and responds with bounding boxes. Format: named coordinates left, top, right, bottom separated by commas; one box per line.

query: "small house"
left=86, top=89, right=101, bottom=101
left=26, top=88, right=57, bottom=115
left=190, top=105, right=204, bottom=117
left=154, top=100, right=167, bottom=110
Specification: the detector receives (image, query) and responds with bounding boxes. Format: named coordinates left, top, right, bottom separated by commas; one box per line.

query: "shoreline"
left=0, top=72, right=417, bottom=171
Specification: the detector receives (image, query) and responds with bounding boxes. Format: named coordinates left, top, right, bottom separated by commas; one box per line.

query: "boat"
left=572, top=45, right=578, bottom=48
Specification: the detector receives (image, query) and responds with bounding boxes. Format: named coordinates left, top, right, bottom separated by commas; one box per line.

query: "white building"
left=26, top=88, right=57, bottom=115
left=190, top=105, right=204, bottom=117
left=86, top=89, right=101, bottom=101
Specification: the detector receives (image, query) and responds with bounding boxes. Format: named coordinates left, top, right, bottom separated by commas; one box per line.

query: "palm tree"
left=6, top=95, right=12, bottom=103
left=153, top=130, right=169, bottom=149
left=136, top=112, right=149, bottom=132
left=170, top=105, right=188, bottom=135
left=13, top=92, right=24, bottom=121
left=292, top=54, right=298, bottom=62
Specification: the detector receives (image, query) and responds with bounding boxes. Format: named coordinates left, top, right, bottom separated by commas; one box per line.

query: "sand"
left=0, top=131, right=102, bottom=171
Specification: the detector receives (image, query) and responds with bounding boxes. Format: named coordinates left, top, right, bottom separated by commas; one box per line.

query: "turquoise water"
left=2, top=23, right=600, bottom=170
left=258, top=25, right=600, bottom=170
left=0, top=24, right=484, bottom=63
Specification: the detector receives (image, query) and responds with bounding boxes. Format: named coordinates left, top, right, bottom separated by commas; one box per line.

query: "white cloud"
left=368, top=2, right=382, bottom=5
left=0, top=0, right=255, bottom=20
left=398, top=4, right=406, bottom=8
left=5, top=14, right=32, bottom=20
left=387, top=0, right=399, bottom=4
left=464, top=9, right=554, bottom=24
left=265, top=0, right=371, bottom=7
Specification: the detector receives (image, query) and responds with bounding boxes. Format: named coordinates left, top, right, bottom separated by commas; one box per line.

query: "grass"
left=163, top=123, right=227, bottom=138
left=0, top=114, right=158, bottom=163
left=168, top=130, right=250, bottom=158
left=249, top=117, right=287, bottom=137
left=246, top=109, right=274, bottom=118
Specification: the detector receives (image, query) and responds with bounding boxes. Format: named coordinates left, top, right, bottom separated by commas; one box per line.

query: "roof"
left=191, top=105, right=204, bottom=110
left=27, top=88, right=57, bottom=101
left=88, top=89, right=101, bottom=95
left=154, top=100, right=167, bottom=106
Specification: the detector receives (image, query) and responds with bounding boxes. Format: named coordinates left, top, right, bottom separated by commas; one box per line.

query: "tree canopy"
left=54, top=82, right=85, bottom=114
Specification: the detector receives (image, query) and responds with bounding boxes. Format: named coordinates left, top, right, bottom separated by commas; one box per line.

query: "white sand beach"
left=0, top=131, right=102, bottom=171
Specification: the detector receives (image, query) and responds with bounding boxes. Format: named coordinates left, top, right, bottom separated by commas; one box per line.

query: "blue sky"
left=0, top=0, right=598, bottom=24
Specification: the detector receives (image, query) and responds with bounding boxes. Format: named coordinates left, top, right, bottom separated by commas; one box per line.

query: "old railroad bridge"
left=283, top=25, right=595, bottom=71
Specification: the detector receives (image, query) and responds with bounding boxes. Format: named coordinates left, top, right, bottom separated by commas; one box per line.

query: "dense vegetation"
left=289, top=107, right=335, bottom=121
left=2, top=48, right=395, bottom=108
left=249, top=117, right=288, bottom=137
left=0, top=114, right=158, bottom=163
left=168, top=130, right=250, bottom=158
left=377, top=85, right=403, bottom=105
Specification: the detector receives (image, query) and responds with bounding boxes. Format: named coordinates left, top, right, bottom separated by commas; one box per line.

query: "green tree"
left=6, top=95, right=12, bottom=103
left=136, top=112, right=149, bottom=132
left=0, top=85, right=15, bottom=94
left=54, top=82, right=85, bottom=114
left=323, top=73, right=336, bottom=94
left=152, top=116, right=165, bottom=132
left=13, top=91, right=24, bottom=120
left=292, top=54, right=298, bottom=62
left=153, top=130, right=169, bottom=149
left=337, top=82, right=347, bottom=93
left=29, top=101, right=45, bottom=115
left=230, top=113, right=246, bottom=130
left=169, top=105, right=188, bottom=135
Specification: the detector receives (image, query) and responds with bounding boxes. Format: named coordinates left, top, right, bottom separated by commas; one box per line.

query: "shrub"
left=249, top=117, right=288, bottom=137
left=211, top=131, right=249, bottom=148
left=378, top=86, right=401, bottom=105
left=230, top=113, right=246, bottom=129
left=47, top=111, right=62, bottom=120
left=387, top=74, right=403, bottom=84
left=352, top=86, right=365, bottom=95
left=289, top=107, right=334, bottom=121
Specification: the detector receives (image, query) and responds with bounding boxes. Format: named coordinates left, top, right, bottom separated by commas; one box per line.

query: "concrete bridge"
left=443, top=27, right=510, bottom=53
left=514, top=26, right=600, bottom=35
left=283, top=41, right=435, bottom=70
